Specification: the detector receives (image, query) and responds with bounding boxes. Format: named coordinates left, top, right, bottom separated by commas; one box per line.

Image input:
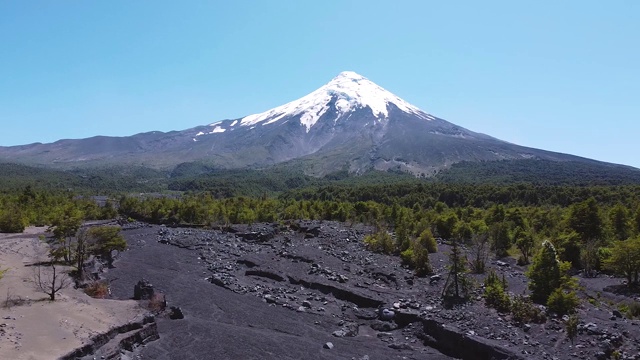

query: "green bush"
left=400, top=248, right=414, bottom=265
left=0, top=209, right=27, bottom=233
left=511, top=295, right=546, bottom=324
left=412, top=242, right=433, bottom=276
left=485, top=283, right=511, bottom=313
left=401, top=241, right=433, bottom=276
left=484, top=271, right=511, bottom=312
left=363, top=231, right=394, bottom=254
left=418, top=229, right=438, bottom=253
left=626, top=301, right=640, bottom=319
left=546, top=288, right=579, bottom=315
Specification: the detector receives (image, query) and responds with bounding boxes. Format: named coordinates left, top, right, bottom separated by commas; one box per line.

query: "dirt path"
left=0, top=227, right=142, bottom=360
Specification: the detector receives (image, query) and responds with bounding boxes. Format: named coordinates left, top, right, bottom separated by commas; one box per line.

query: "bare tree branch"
left=32, top=262, right=72, bottom=301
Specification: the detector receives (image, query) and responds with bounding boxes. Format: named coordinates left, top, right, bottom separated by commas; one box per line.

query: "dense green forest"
left=2, top=161, right=640, bottom=289
left=0, top=163, right=167, bottom=193
left=4, top=159, right=640, bottom=197
left=2, top=166, right=640, bottom=316
left=435, top=159, right=640, bottom=186
left=0, top=186, right=116, bottom=232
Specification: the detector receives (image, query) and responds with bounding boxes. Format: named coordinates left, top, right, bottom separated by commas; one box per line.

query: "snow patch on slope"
left=240, top=71, right=432, bottom=132
left=193, top=125, right=226, bottom=141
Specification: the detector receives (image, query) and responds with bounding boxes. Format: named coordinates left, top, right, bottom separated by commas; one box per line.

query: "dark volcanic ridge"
left=102, top=221, right=640, bottom=360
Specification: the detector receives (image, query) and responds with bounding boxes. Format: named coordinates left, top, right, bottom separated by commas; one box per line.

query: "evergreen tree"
left=568, top=197, right=603, bottom=241
left=418, top=228, right=438, bottom=253
left=435, top=212, right=458, bottom=240
left=49, top=205, right=83, bottom=263
left=610, top=204, right=631, bottom=241
left=443, top=238, right=471, bottom=302
left=604, top=237, right=640, bottom=287
left=514, top=226, right=535, bottom=264
left=634, top=205, right=640, bottom=236
left=566, top=314, right=579, bottom=344
left=490, top=221, right=511, bottom=258
left=87, top=226, right=127, bottom=267
left=527, top=240, right=562, bottom=304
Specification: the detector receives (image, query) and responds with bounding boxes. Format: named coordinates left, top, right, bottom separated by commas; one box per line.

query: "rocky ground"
left=105, top=221, right=640, bottom=360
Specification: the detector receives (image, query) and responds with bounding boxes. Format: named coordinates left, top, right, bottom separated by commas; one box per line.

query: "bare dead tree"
left=75, top=228, right=89, bottom=280
left=32, top=263, right=72, bottom=301
left=470, top=233, right=490, bottom=274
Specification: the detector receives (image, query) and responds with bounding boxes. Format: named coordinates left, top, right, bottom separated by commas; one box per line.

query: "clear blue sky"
left=1, top=1, right=639, bottom=167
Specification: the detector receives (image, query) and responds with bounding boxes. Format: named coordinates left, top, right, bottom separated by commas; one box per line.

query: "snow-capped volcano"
left=240, top=71, right=433, bottom=132
left=0, top=70, right=623, bottom=177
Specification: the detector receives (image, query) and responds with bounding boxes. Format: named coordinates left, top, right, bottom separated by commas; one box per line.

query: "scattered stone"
left=168, top=306, right=184, bottom=320
left=379, top=308, right=395, bottom=321
left=332, top=322, right=359, bottom=337
left=323, top=342, right=334, bottom=350
left=388, top=343, right=413, bottom=350
left=353, top=308, right=377, bottom=320
left=371, top=321, right=398, bottom=332
left=133, top=279, right=154, bottom=300
left=429, top=275, right=441, bottom=285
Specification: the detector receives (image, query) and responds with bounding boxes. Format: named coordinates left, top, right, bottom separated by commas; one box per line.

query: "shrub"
left=546, top=288, right=579, bottom=315
left=511, top=295, right=546, bottom=324
left=400, top=248, right=414, bottom=266
left=566, top=314, right=579, bottom=344
left=401, top=241, right=433, bottom=276
left=84, top=281, right=110, bottom=299
left=626, top=301, right=640, bottom=319
left=412, top=241, right=433, bottom=276
left=484, top=271, right=510, bottom=312
left=485, top=282, right=511, bottom=313
left=418, top=229, right=438, bottom=253
left=363, top=231, right=395, bottom=254
left=0, top=209, right=27, bottom=233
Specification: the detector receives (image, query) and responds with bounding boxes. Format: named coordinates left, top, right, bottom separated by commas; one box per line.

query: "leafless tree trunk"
left=470, top=233, right=490, bottom=274
left=75, top=228, right=89, bottom=280
left=33, top=263, right=72, bottom=301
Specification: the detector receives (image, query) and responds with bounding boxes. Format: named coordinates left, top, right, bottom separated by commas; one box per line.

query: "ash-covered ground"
left=105, top=221, right=640, bottom=360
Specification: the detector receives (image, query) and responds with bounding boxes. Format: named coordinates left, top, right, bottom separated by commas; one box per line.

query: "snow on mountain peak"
left=239, top=71, right=432, bottom=132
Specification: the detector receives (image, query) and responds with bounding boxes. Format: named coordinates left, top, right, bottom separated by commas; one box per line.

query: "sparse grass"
left=3, top=288, right=27, bottom=309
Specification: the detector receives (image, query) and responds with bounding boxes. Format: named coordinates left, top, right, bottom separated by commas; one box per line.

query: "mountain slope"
left=0, top=71, right=637, bottom=179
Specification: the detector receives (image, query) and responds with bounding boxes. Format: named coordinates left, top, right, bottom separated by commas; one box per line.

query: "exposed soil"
left=0, top=227, right=147, bottom=360
left=105, top=221, right=640, bottom=360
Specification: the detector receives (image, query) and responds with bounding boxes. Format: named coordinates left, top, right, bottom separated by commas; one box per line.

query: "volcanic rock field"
left=101, top=221, right=640, bottom=360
